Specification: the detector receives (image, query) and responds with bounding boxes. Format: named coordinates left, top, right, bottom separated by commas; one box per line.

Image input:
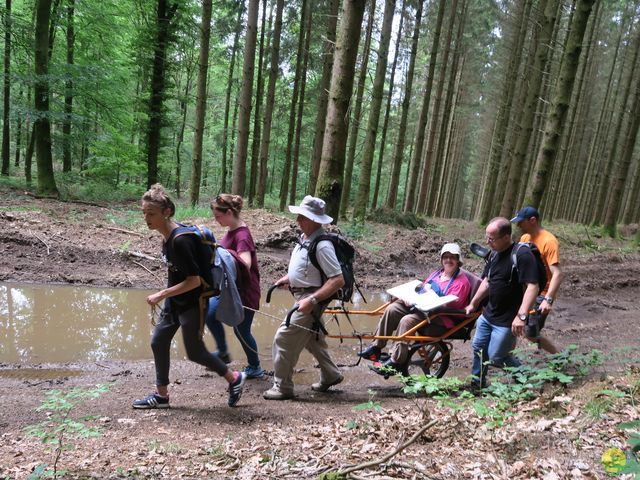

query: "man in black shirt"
left=465, top=217, right=539, bottom=388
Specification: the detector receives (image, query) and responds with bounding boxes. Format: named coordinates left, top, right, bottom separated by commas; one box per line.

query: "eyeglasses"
left=484, top=233, right=506, bottom=243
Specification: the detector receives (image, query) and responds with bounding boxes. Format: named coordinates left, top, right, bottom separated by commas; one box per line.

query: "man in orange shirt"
left=511, top=206, right=564, bottom=354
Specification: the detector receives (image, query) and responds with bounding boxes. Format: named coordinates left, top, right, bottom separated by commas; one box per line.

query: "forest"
left=0, top=0, right=639, bottom=236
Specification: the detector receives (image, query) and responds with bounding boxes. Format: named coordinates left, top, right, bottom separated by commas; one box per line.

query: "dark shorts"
left=525, top=296, right=549, bottom=339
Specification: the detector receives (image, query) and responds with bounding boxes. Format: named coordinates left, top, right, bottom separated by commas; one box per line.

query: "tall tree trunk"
left=61, top=0, right=74, bottom=172
left=308, top=0, right=339, bottom=195
left=386, top=0, right=423, bottom=209
left=403, top=0, right=445, bottom=212
left=1, top=0, right=10, bottom=175
left=256, top=0, right=284, bottom=207
left=352, top=0, right=396, bottom=221
left=221, top=3, right=244, bottom=193
left=289, top=0, right=312, bottom=206
left=526, top=0, right=595, bottom=207
left=603, top=31, right=640, bottom=236
left=416, top=0, right=458, bottom=214
left=478, top=0, right=530, bottom=222
left=189, top=0, right=212, bottom=206
left=339, top=0, right=375, bottom=218
left=574, top=11, right=623, bottom=223
left=146, top=0, right=178, bottom=188
left=232, top=0, right=259, bottom=196
left=14, top=87, right=22, bottom=167
left=34, top=0, right=58, bottom=196
left=372, top=0, right=406, bottom=211
left=175, top=73, right=193, bottom=198
left=278, top=0, right=308, bottom=210
left=428, top=0, right=467, bottom=217
left=499, top=0, right=556, bottom=217
left=316, top=0, right=366, bottom=222
left=248, top=0, right=269, bottom=204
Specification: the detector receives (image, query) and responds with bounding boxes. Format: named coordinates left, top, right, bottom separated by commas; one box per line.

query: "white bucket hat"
left=440, top=242, right=463, bottom=265
left=288, top=195, right=333, bottom=224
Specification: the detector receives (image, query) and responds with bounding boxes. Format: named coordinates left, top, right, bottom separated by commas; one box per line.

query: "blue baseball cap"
left=511, top=206, right=540, bottom=223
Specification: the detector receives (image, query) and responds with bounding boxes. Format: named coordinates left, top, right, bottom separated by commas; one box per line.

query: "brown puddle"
left=0, top=367, right=83, bottom=380
left=0, top=282, right=387, bottom=364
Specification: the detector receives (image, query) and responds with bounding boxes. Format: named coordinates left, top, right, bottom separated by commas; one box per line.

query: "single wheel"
left=406, top=341, right=450, bottom=378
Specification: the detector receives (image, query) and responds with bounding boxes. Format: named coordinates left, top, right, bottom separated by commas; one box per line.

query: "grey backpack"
left=210, top=246, right=245, bottom=327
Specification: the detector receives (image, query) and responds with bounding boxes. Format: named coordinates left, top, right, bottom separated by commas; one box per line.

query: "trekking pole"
left=265, top=284, right=278, bottom=303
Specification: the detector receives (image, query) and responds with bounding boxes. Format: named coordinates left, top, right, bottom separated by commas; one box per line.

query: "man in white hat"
left=263, top=195, right=345, bottom=400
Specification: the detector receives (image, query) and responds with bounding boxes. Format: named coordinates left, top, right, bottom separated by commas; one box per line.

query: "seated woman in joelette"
left=360, top=243, right=471, bottom=373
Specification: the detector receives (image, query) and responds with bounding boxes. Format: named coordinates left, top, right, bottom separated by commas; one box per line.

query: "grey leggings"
left=151, top=305, right=228, bottom=386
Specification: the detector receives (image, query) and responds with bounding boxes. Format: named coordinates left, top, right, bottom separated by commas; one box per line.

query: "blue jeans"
left=471, top=314, right=521, bottom=386
left=205, top=297, right=260, bottom=368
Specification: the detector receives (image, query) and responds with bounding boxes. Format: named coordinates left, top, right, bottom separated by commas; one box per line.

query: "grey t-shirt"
left=288, top=228, right=342, bottom=288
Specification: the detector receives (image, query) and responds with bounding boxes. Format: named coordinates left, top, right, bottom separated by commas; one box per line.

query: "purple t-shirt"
left=221, top=226, right=261, bottom=310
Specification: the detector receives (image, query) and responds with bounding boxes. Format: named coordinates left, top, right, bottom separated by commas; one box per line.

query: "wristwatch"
left=309, top=295, right=318, bottom=305
left=544, top=296, right=554, bottom=304
left=518, top=313, right=527, bottom=321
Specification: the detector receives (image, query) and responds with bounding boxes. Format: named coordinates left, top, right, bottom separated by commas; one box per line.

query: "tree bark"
left=289, top=0, right=312, bottom=206
left=232, top=0, right=259, bottom=196
left=416, top=0, right=458, bottom=214
left=478, top=0, right=530, bottom=221
left=145, top=0, right=178, bottom=188
left=353, top=0, right=396, bottom=221
left=34, top=0, right=58, bottom=196
left=1, top=0, right=11, bottom=175
left=316, top=0, right=366, bottom=222
left=61, top=0, right=74, bottom=173
left=189, top=0, right=212, bottom=206
left=499, top=0, right=556, bottom=217
left=526, top=0, right=595, bottom=208
left=339, top=0, right=375, bottom=218
left=221, top=3, right=244, bottom=193
left=308, top=0, right=339, bottom=195
left=403, top=0, right=445, bottom=213
left=371, top=0, right=406, bottom=211
left=386, top=0, right=423, bottom=209
left=279, top=0, right=308, bottom=210
left=248, top=0, right=269, bottom=204
left=256, top=0, right=284, bottom=207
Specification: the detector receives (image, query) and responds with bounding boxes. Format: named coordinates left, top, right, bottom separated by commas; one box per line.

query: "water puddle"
left=0, top=283, right=388, bottom=364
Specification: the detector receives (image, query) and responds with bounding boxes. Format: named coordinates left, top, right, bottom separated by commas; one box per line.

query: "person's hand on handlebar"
left=274, top=275, right=290, bottom=289
left=296, top=296, right=315, bottom=314
left=464, top=303, right=476, bottom=315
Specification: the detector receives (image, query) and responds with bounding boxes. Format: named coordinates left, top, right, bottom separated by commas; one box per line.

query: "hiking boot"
left=357, top=345, right=382, bottom=361
left=311, top=374, right=344, bottom=392
left=216, top=351, right=231, bottom=364
left=227, top=372, right=246, bottom=407
left=263, top=387, right=294, bottom=400
left=243, top=365, right=265, bottom=379
left=132, top=392, right=169, bottom=409
left=369, top=359, right=402, bottom=378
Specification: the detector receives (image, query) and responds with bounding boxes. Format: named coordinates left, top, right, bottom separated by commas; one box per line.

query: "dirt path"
left=1, top=186, right=639, bottom=479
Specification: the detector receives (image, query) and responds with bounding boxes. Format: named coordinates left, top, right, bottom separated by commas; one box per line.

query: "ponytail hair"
left=142, top=183, right=175, bottom=217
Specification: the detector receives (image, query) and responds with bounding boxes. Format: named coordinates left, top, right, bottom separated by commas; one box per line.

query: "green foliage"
left=366, top=207, right=427, bottom=230
left=339, top=221, right=375, bottom=241
left=174, top=204, right=212, bottom=221
left=24, top=384, right=110, bottom=479
left=352, top=389, right=382, bottom=413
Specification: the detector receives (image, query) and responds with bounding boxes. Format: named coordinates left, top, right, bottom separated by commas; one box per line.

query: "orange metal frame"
left=323, top=303, right=480, bottom=344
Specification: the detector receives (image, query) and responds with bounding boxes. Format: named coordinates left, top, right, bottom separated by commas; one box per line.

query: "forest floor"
left=1, top=184, right=640, bottom=479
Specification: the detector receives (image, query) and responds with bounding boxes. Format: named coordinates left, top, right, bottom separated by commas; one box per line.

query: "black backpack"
left=306, top=233, right=362, bottom=303
left=509, top=242, right=548, bottom=292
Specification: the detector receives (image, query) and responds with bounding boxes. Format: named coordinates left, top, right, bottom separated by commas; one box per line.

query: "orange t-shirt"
left=520, top=229, right=560, bottom=295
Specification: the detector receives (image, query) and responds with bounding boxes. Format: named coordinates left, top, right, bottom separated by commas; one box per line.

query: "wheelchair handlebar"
left=266, top=284, right=279, bottom=304
left=285, top=305, right=299, bottom=327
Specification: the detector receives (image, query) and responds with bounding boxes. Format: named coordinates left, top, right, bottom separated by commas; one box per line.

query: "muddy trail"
left=1, top=185, right=639, bottom=479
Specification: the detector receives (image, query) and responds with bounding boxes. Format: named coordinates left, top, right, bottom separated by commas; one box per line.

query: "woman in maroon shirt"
left=206, top=194, right=264, bottom=378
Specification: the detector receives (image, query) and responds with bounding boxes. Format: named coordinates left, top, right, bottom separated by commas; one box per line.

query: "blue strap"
left=426, top=268, right=459, bottom=296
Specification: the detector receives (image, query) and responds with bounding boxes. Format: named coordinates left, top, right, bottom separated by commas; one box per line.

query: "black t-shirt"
left=482, top=242, right=538, bottom=327
left=162, top=232, right=203, bottom=313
